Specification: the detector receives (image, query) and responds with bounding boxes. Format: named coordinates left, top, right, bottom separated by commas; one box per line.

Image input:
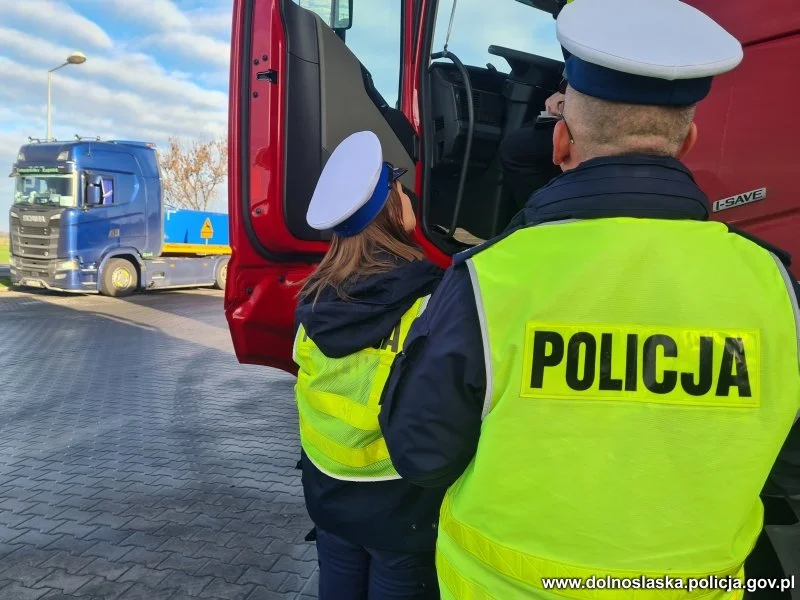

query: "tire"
left=100, top=258, right=138, bottom=297
left=213, top=257, right=229, bottom=290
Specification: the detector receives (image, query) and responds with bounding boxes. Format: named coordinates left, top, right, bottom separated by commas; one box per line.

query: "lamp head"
left=66, top=52, right=87, bottom=65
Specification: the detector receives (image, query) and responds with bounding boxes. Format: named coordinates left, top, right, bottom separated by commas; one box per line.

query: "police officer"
left=294, top=131, right=445, bottom=599
left=379, top=0, right=800, bottom=597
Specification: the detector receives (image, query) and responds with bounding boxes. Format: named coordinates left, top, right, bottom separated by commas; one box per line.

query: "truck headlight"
left=56, top=259, right=78, bottom=271
left=8, top=256, right=15, bottom=267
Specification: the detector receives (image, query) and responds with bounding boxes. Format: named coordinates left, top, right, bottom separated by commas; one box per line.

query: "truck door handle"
left=256, top=70, right=278, bottom=83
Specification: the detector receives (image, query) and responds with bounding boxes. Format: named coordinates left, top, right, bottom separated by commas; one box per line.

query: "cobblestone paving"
left=0, top=289, right=318, bottom=599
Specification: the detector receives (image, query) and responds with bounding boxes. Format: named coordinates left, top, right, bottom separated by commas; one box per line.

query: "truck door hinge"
left=412, top=135, right=421, bottom=162
left=256, top=70, right=278, bottom=83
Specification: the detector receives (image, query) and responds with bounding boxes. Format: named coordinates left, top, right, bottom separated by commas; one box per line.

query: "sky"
left=0, top=0, right=562, bottom=232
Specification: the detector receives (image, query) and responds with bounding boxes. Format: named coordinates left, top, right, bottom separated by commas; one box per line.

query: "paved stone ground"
left=0, top=288, right=318, bottom=600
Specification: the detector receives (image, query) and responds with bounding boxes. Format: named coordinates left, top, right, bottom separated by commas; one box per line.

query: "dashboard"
left=427, top=45, right=564, bottom=171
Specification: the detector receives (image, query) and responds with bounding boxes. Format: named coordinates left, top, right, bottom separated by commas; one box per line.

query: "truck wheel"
left=214, top=258, right=229, bottom=290
left=100, top=258, right=138, bottom=297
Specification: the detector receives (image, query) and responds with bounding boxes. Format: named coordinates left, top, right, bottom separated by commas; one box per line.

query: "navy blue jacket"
left=379, top=155, right=800, bottom=497
left=294, top=255, right=447, bottom=552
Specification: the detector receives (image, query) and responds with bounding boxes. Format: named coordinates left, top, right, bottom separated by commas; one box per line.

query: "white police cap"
left=306, top=131, right=408, bottom=237
left=557, top=0, right=743, bottom=105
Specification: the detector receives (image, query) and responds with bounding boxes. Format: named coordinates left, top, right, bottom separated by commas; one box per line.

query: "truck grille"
left=14, top=257, right=53, bottom=279
left=10, top=216, right=60, bottom=259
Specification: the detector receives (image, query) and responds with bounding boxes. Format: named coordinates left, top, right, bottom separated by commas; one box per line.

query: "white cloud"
left=101, top=0, right=232, bottom=70
left=0, top=129, right=26, bottom=161
left=106, top=0, right=192, bottom=31
left=0, top=27, right=228, bottom=111
left=140, top=30, right=232, bottom=69
left=186, top=7, right=233, bottom=38
left=0, top=57, right=226, bottom=140
left=4, top=0, right=114, bottom=50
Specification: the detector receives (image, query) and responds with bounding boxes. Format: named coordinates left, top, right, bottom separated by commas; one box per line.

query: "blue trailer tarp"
left=163, top=208, right=229, bottom=246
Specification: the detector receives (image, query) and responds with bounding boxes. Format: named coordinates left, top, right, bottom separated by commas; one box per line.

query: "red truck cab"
left=225, top=0, right=799, bottom=584
left=225, top=0, right=800, bottom=375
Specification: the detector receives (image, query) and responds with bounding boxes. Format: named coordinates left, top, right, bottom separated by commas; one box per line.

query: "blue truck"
left=8, top=138, right=230, bottom=297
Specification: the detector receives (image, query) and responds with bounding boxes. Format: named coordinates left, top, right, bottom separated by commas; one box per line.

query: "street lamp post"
left=46, top=52, right=87, bottom=141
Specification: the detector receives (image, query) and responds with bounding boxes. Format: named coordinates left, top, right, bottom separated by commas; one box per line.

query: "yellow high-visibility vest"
left=436, top=218, right=800, bottom=600
left=293, top=295, right=430, bottom=481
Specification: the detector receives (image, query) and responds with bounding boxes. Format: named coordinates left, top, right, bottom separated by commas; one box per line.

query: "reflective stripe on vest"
left=294, top=294, right=430, bottom=481
left=438, top=495, right=745, bottom=600
left=437, top=218, right=800, bottom=599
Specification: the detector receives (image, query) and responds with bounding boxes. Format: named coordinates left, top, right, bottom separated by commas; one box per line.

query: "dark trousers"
left=743, top=529, right=792, bottom=600
left=315, top=527, right=439, bottom=600
left=498, top=120, right=562, bottom=210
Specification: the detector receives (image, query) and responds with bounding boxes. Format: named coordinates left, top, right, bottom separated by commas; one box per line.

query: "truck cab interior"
left=262, top=0, right=800, bottom=274
left=421, top=32, right=565, bottom=254
left=273, top=0, right=566, bottom=256
left=420, top=0, right=570, bottom=254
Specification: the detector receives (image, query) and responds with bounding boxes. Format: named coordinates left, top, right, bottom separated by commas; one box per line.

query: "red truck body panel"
left=688, top=32, right=800, bottom=260
left=226, top=0, right=798, bottom=374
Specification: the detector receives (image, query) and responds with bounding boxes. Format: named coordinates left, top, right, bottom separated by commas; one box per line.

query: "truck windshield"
left=14, top=174, right=76, bottom=208
left=432, top=0, right=563, bottom=67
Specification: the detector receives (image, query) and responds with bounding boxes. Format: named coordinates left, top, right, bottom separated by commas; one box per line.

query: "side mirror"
left=332, top=0, right=352, bottom=30
left=85, top=175, right=103, bottom=207
left=299, top=0, right=352, bottom=30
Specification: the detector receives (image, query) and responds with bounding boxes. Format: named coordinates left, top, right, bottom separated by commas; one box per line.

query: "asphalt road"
left=0, top=287, right=317, bottom=600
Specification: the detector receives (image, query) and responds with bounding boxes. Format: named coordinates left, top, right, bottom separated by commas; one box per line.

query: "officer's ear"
left=676, top=122, right=698, bottom=160
left=553, top=120, right=575, bottom=171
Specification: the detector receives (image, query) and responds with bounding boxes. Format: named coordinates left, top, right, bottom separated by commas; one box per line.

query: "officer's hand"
left=545, top=91, right=565, bottom=116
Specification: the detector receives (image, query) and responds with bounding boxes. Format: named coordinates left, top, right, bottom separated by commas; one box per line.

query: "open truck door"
left=226, top=0, right=422, bottom=374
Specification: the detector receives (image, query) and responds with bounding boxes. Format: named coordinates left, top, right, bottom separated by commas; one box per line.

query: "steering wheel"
left=488, top=45, right=564, bottom=77
left=431, top=49, right=474, bottom=239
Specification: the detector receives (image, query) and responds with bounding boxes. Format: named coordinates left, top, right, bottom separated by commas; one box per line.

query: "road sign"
left=200, top=218, right=214, bottom=240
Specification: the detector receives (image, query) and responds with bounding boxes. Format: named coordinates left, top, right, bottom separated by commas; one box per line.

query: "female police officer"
left=293, top=131, right=445, bottom=599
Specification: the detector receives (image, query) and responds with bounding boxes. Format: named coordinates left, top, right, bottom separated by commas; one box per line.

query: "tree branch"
left=159, top=135, right=228, bottom=211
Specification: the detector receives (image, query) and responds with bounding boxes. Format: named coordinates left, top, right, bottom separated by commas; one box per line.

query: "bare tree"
left=159, top=136, right=228, bottom=211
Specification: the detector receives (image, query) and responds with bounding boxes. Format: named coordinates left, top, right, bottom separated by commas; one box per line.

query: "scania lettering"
left=9, top=139, right=230, bottom=296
